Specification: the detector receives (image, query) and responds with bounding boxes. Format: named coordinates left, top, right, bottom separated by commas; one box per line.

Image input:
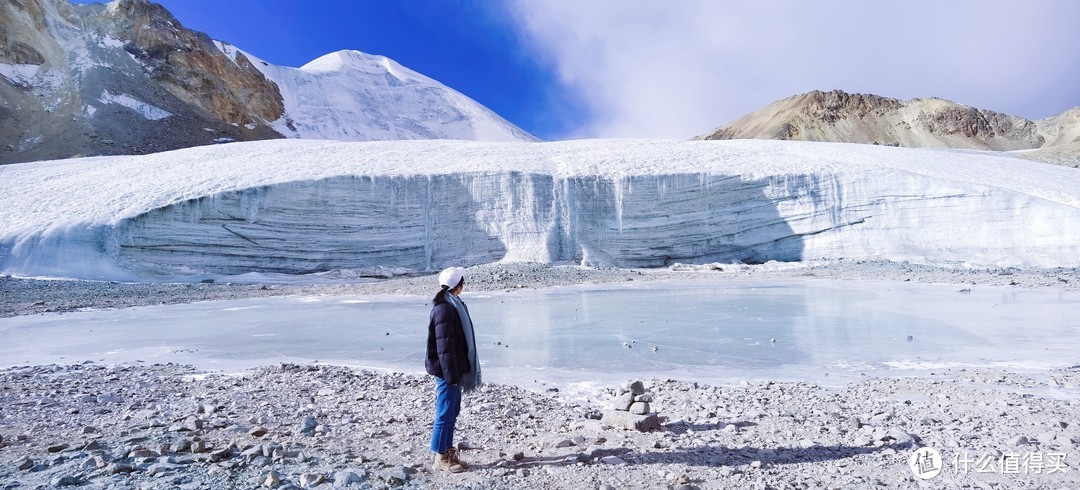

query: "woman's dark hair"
left=432, top=277, right=465, bottom=305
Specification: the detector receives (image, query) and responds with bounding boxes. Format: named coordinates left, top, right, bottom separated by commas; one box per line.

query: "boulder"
left=602, top=410, right=660, bottom=432
left=611, top=393, right=634, bottom=411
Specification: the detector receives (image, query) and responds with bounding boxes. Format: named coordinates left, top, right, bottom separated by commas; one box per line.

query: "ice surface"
left=1, top=280, right=1077, bottom=389
left=2, top=139, right=1079, bottom=280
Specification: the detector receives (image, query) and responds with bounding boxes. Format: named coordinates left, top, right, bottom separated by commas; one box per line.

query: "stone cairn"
left=601, top=380, right=660, bottom=432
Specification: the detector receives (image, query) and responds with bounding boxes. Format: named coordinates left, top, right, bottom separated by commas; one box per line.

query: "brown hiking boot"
left=447, top=447, right=468, bottom=469
left=433, top=452, right=464, bottom=473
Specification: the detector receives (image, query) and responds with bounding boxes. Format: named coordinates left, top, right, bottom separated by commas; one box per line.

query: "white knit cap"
left=438, top=267, right=467, bottom=289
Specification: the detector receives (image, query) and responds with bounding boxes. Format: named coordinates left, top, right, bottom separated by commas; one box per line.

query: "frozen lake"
left=1, top=279, right=1078, bottom=389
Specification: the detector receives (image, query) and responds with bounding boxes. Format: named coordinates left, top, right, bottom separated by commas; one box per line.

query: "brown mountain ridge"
left=699, top=90, right=1080, bottom=166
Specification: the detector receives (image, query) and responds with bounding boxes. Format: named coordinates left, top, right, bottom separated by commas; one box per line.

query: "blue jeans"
left=430, top=376, right=462, bottom=454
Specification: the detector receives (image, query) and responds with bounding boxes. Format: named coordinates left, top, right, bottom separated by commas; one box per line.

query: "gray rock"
left=173, top=440, right=192, bottom=453
left=184, top=416, right=204, bottom=432
left=106, top=462, right=137, bottom=474
left=210, top=448, right=231, bottom=462
left=611, top=393, right=634, bottom=411
left=49, top=475, right=80, bottom=487
left=300, top=417, right=318, bottom=436
left=250, top=426, right=269, bottom=437
left=629, top=402, right=651, bottom=415
left=602, top=410, right=661, bottom=432
left=554, top=438, right=574, bottom=448
left=379, top=466, right=411, bottom=484
left=629, top=381, right=646, bottom=395
left=264, top=470, right=282, bottom=487
left=299, top=473, right=325, bottom=488
left=333, top=470, right=366, bottom=488
left=129, top=447, right=155, bottom=458
left=241, top=445, right=264, bottom=459
left=634, top=394, right=653, bottom=403
left=147, top=462, right=181, bottom=476
left=16, top=457, right=34, bottom=470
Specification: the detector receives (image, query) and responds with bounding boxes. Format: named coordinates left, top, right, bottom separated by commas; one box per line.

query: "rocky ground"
left=1, top=260, right=1079, bottom=489
left=0, top=363, right=1077, bottom=489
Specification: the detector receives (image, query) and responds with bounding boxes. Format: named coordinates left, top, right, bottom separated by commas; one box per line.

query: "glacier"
left=1, top=138, right=1078, bottom=281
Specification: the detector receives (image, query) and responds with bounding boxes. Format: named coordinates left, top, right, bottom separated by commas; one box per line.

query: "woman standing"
left=425, top=266, right=482, bottom=473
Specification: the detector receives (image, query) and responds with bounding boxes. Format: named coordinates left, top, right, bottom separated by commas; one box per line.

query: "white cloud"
left=505, top=0, right=1080, bottom=139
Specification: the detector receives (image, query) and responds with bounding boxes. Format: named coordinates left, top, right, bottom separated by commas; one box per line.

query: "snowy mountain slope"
left=699, top=90, right=1079, bottom=158
left=1, top=139, right=1078, bottom=280
left=0, top=0, right=535, bottom=165
left=214, top=44, right=538, bottom=143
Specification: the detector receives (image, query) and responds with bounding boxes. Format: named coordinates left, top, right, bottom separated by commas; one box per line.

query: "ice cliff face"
left=0, top=0, right=534, bottom=164
left=1, top=139, right=1078, bottom=281
left=109, top=173, right=802, bottom=275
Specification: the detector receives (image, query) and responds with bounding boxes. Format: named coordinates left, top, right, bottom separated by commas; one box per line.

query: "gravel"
left=0, top=363, right=1076, bottom=489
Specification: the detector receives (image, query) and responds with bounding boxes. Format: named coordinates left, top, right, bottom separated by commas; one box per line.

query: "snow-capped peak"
left=254, top=48, right=538, bottom=142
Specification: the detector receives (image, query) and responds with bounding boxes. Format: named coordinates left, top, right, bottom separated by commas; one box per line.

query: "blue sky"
left=74, top=1, right=1080, bottom=141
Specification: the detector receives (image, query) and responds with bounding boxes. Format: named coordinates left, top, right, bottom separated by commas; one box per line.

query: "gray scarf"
left=447, top=294, right=482, bottom=393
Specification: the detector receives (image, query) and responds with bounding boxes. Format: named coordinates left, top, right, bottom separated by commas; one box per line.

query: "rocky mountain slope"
left=699, top=90, right=1080, bottom=157
left=0, top=0, right=534, bottom=165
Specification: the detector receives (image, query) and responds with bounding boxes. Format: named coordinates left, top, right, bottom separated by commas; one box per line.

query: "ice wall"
left=109, top=173, right=803, bottom=276
left=103, top=169, right=1079, bottom=279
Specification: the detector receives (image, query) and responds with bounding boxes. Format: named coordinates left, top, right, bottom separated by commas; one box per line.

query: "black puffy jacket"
left=425, top=297, right=471, bottom=385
